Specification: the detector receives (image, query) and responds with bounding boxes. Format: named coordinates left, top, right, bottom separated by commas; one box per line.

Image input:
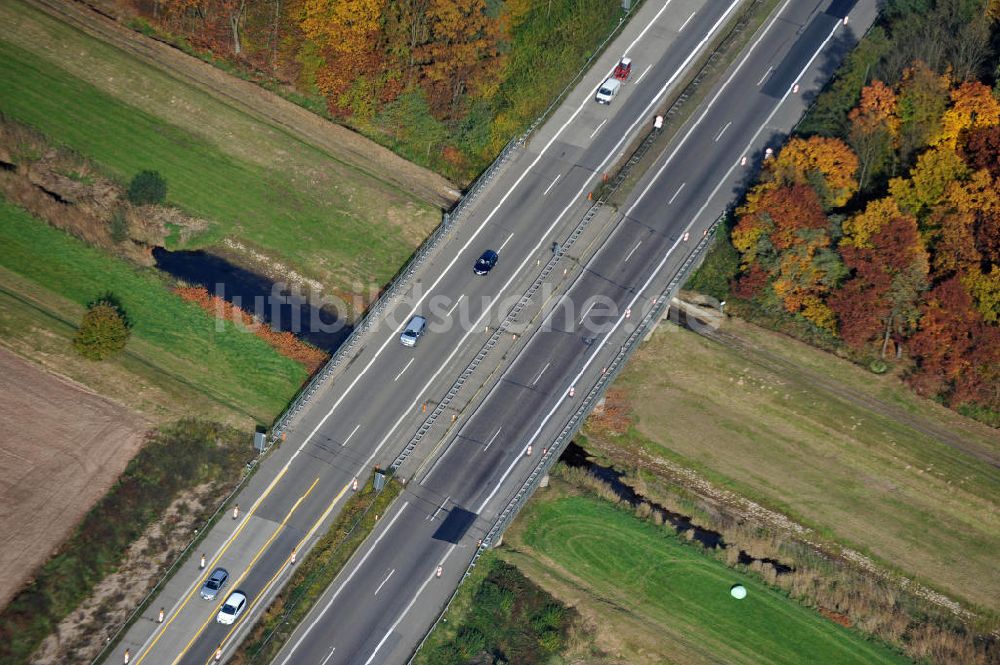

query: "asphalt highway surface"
left=109, top=0, right=878, bottom=663
left=271, top=1, right=878, bottom=664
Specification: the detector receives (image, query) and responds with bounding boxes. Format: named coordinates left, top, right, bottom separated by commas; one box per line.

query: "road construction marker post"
left=436, top=565, right=443, bottom=578
left=215, top=646, right=222, bottom=661
left=526, top=445, right=533, bottom=456
left=625, top=307, right=631, bottom=319
left=740, top=155, right=747, bottom=166
left=232, top=504, right=239, bottom=520
left=654, top=115, right=664, bottom=130
left=124, top=649, right=130, bottom=664
left=352, top=477, right=358, bottom=491
left=568, top=386, right=575, bottom=397
left=158, top=607, right=164, bottom=623
left=290, top=549, right=296, bottom=564
left=683, top=232, right=690, bottom=242
left=200, top=553, right=206, bottom=570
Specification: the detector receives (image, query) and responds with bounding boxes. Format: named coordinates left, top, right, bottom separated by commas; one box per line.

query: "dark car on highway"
left=200, top=567, right=229, bottom=601
left=474, top=250, right=499, bottom=275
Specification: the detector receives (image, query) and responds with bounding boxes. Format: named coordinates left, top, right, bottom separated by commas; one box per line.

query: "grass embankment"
left=412, top=552, right=580, bottom=665
left=234, top=477, right=402, bottom=665
left=0, top=199, right=304, bottom=423
left=0, top=0, right=438, bottom=294
left=500, top=485, right=910, bottom=665
left=599, top=320, right=1000, bottom=612
left=0, top=420, right=249, bottom=665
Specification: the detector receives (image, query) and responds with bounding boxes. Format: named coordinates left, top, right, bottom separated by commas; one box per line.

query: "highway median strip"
left=232, top=475, right=403, bottom=665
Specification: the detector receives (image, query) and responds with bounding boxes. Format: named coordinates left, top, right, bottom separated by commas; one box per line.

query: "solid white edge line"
left=626, top=0, right=797, bottom=219
left=298, top=0, right=744, bottom=483
left=289, top=0, right=682, bottom=458
left=275, top=502, right=409, bottom=665
left=360, top=9, right=847, bottom=665
left=480, top=0, right=834, bottom=519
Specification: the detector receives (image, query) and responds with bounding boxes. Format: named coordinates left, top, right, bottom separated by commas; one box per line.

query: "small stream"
left=559, top=442, right=794, bottom=574
left=153, top=248, right=352, bottom=353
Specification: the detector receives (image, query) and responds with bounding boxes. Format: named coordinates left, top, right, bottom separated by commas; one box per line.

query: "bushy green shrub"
left=686, top=229, right=740, bottom=301
left=126, top=169, right=167, bottom=205
left=73, top=297, right=131, bottom=360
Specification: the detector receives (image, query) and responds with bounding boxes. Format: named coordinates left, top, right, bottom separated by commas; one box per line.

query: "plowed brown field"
left=0, top=349, right=147, bottom=607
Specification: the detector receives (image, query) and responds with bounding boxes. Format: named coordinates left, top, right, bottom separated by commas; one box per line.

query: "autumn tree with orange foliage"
left=830, top=215, right=929, bottom=355
left=766, top=136, right=859, bottom=209
left=848, top=80, right=899, bottom=189
left=732, top=184, right=845, bottom=331
left=415, top=0, right=504, bottom=119
left=301, top=0, right=388, bottom=115
left=723, top=57, right=1000, bottom=422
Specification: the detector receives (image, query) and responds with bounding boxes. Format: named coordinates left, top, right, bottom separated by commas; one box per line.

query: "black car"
left=200, top=567, right=229, bottom=601
left=474, top=250, right=499, bottom=275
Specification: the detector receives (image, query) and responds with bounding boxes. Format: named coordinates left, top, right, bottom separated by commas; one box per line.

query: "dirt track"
left=0, top=349, right=148, bottom=608
left=28, top=0, right=459, bottom=209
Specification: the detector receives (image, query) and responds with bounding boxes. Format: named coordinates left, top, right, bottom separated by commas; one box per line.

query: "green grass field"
left=0, top=198, right=304, bottom=422
left=592, top=319, right=1000, bottom=611
left=504, top=491, right=909, bottom=665
left=0, top=0, right=437, bottom=294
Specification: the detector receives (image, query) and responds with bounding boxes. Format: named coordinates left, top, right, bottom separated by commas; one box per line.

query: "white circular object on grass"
left=730, top=584, right=747, bottom=599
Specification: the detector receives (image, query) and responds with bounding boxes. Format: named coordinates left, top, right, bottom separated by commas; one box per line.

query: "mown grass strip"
left=0, top=28, right=430, bottom=290
left=0, top=198, right=304, bottom=421
left=233, top=477, right=402, bottom=665
left=0, top=420, right=251, bottom=665
left=507, top=490, right=910, bottom=665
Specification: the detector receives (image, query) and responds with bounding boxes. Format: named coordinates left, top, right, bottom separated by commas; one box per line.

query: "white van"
left=595, top=78, right=622, bottom=104
left=399, top=315, right=427, bottom=347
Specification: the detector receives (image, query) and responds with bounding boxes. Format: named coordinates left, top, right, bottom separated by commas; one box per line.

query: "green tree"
left=126, top=170, right=168, bottom=206
left=686, top=229, right=739, bottom=301
left=73, top=298, right=132, bottom=360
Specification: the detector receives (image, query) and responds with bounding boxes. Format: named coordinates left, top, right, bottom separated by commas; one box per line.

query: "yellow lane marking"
left=133, top=465, right=292, bottom=665
left=169, top=477, right=320, bottom=665
left=203, top=478, right=355, bottom=665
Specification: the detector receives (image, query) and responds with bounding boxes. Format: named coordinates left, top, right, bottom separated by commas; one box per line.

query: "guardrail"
left=89, top=461, right=260, bottom=665
left=406, top=215, right=724, bottom=664
left=389, top=117, right=668, bottom=472
left=267, top=1, right=645, bottom=446
left=268, top=133, right=521, bottom=444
